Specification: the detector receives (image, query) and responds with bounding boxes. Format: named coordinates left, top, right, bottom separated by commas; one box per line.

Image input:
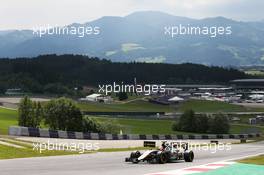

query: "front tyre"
left=130, top=151, right=141, bottom=164
left=184, top=151, right=194, bottom=162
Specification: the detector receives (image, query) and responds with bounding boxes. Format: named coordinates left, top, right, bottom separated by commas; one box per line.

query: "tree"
left=32, top=101, right=43, bottom=128
left=195, top=114, right=209, bottom=133
left=117, top=92, right=128, bottom=101
left=18, top=96, right=42, bottom=128
left=172, top=110, right=210, bottom=133
left=43, top=97, right=83, bottom=131
left=173, top=111, right=230, bottom=134
left=82, top=117, right=103, bottom=133
left=173, top=109, right=196, bottom=132
left=18, top=96, right=31, bottom=127
left=0, top=55, right=246, bottom=96
left=44, top=83, right=72, bottom=95
left=0, top=83, right=6, bottom=94
left=209, top=114, right=230, bottom=134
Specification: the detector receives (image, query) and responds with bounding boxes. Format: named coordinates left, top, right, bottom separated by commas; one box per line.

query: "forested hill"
left=0, top=54, right=246, bottom=94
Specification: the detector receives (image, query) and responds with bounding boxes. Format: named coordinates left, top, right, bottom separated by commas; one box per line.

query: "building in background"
left=230, top=79, right=264, bottom=89
left=79, top=93, right=113, bottom=103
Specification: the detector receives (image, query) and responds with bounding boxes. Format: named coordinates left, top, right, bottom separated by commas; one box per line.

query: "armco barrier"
left=9, top=126, right=261, bottom=140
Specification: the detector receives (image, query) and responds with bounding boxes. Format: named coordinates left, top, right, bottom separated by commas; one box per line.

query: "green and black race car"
left=125, top=141, right=194, bottom=164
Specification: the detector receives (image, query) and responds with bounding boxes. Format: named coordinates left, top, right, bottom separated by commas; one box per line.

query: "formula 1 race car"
left=125, top=141, right=194, bottom=164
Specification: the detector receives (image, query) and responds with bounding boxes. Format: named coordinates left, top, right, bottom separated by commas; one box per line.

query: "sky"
left=0, top=0, right=263, bottom=30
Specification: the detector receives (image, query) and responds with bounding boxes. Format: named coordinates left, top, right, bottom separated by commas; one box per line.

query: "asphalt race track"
left=0, top=141, right=263, bottom=175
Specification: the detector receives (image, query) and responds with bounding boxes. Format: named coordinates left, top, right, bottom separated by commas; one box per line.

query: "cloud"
left=0, top=0, right=263, bottom=30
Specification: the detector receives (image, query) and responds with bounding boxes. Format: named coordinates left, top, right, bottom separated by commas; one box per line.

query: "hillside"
left=0, top=11, right=264, bottom=66
left=0, top=54, right=246, bottom=94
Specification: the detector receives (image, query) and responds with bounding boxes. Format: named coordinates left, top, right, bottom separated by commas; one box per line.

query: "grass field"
left=94, top=117, right=177, bottom=135
left=178, top=100, right=252, bottom=112
left=229, top=124, right=264, bottom=134
left=0, top=108, right=17, bottom=135
left=93, top=117, right=264, bottom=135
left=1, top=99, right=264, bottom=135
left=78, top=100, right=176, bottom=112
left=78, top=99, right=262, bottom=113
left=238, top=155, right=264, bottom=165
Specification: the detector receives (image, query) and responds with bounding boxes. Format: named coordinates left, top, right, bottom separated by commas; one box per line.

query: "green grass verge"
left=0, top=107, right=17, bottom=135
left=0, top=144, right=152, bottom=160
left=0, top=137, right=152, bottom=159
left=238, top=155, right=264, bottom=165
left=0, top=143, right=84, bottom=160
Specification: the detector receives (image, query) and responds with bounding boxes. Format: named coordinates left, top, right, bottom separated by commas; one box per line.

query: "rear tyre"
left=157, top=152, right=168, bottom=164
left=184, top=151, right=194, bottom=162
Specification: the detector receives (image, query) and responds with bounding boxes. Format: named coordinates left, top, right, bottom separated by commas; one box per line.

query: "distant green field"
left=78, top=99, right=261, bottom=113
left=178, top=100, right=258, bottom=112
left=78, top=100, right=176, bottom=112
left=93, top=117, right=264, bottom=135
left=230, top=124, right=264, bottom=134
left=0, top=107, right=17, bottom=135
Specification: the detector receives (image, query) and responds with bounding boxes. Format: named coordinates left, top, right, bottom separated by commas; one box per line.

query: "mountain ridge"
left=0, top=11, right=264, bottom=66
